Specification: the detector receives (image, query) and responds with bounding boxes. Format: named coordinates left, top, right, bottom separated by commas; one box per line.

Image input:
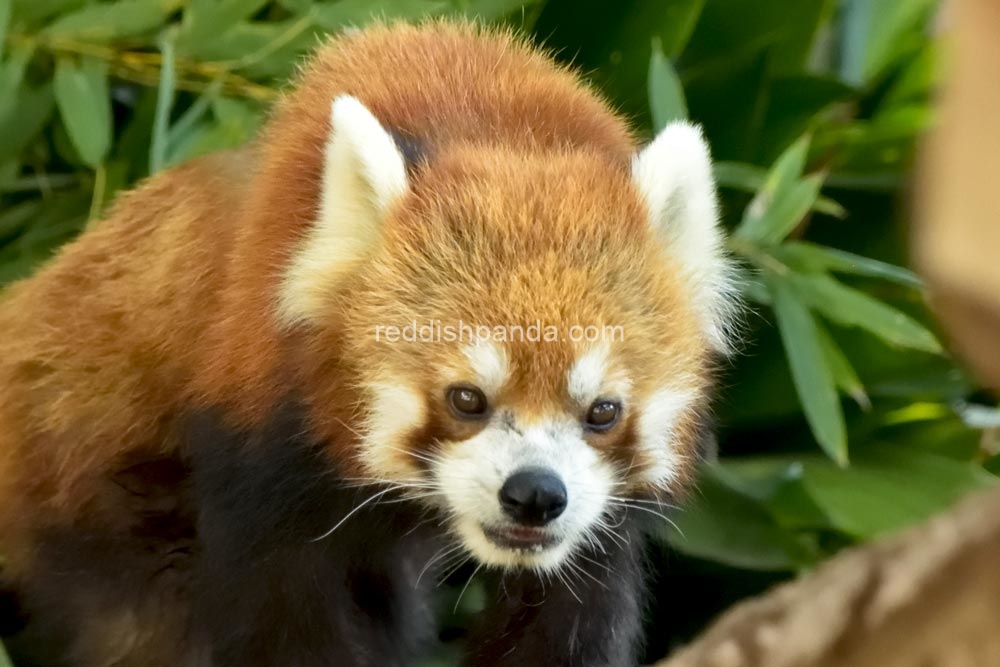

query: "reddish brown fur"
left=0, top=20, right=712, bottom=662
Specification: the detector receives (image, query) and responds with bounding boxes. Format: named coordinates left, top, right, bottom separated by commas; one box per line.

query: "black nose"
left=499, top=468, right=568, bottom=526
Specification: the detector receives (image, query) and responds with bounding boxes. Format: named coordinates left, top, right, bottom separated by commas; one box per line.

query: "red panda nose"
left=499, top=468, right=568, bottom=526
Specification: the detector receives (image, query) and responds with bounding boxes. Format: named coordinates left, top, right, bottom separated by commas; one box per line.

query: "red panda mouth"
left=482, top=525, right=560, bottom=551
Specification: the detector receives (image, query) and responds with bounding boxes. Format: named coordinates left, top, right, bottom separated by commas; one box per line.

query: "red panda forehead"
left=349, top=148, right=705, bottom=361
left=395, top=146, right=648, bottom=249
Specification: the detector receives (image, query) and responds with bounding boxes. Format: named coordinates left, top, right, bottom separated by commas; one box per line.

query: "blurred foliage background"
left=1, top=0, right=999, bottom=665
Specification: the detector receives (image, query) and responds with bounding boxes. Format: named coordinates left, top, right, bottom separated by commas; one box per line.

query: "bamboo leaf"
left=715, top=161, right=845, bottom=217
left=177, top=0, right=270, bottom=48
left=815, top=320, right=870, bottom=410
left=150, top=31, right=176, bottom=174
left=735, top=135, right=816, bottom=243
left=454, top=0, right=537, bottom=20
left=766, top=274, right=848, bottom=465
left=0, top=0, right=11, bottom=60
left=663, top=465, right=804, bottom=571
left=312, top=0, right=450, bottom=31
left=777, top=241, right=922, bottom=289
left=43, top=0, right=184, bottom=41
left=801, top=446, right=996, bottom=539
left=790, top=273, right=942, bottom=354
left=648, top=37, right=687, bottom=131
left=0, top=83, right=54, bottom=163
left=0, top=46, right=32, bottom=124
left=54, top=56, right=111, bottom=168
left=761, top=174, right=824, bottom=245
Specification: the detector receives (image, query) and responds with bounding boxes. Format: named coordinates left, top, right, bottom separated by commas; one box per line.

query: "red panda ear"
left=632, top=122, right=740, bottom=353
left=279, top=96, right=409, bottom=325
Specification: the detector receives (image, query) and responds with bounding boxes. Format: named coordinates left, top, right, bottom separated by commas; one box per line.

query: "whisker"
left=438, top=554, right=473, bottom=585
left=575, top=552, right=611, bottom=575
left=552, top=565, right=582, bottom=603
left=453, top=563, right=484, bottom=613
left=311, top=487, right=397, bottom=542
left=416, top=543, right=465, bottom=588
left=564, top=557, right=607, bottom=591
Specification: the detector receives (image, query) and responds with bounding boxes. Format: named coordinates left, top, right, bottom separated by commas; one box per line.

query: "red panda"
left=0, top=20, right=738, bottom=667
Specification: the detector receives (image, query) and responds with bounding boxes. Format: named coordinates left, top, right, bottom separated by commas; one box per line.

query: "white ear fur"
left=632, top=122, right=740, bottom=353
left=279, top=95, right=408, bottom=325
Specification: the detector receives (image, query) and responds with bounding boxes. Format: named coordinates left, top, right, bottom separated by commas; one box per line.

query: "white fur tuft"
left=567, top=344, right=609, bottom=405
left=632, top=122, right=741, bottom=353
left=462, top=341, right=509, bottom=396
left=566, top=343, right=632, bottom=407
left=359, top=379, right=426, bottom=479
left=279, top=95, right=408, bottom=325
left=636, top=386, right=697, bottom=486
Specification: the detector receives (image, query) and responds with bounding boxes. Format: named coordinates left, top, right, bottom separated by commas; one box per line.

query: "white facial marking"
left=279, top=95, right=409, bottom=325
left=433, top=418, right=615, bottom=572
left=636, top=386, right=697, bottom=486
left=567, top=344, right=609, bottom=405
left=632, top=121, right=740, bottom=353
left=462, top=341, right=509, bottom=396
left=360, top=380, right=425, bottom=479
left=566, top=343, right=632, bottom=407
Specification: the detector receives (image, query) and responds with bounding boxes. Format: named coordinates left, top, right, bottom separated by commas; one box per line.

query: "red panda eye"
left=447, top=385, right=488, bottom=419
left=585, top=400, right=620, bottom=431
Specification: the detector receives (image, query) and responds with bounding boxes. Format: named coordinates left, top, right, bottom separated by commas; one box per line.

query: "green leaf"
left=164, top=81, right=222, bottom=156
left=664, top=465, right=803, bottom=571
left=747, top=173, right=824, bottom=245
left=165, top=97, right=261, bottom=167
left=648, top=38, right=687, bottom=131
left=0, top=199, right=42, bottom=242
left=43, top=0, right=184, bottom=42
left=777, top=241, right=922, bottom=288
left=150, top=31, right=176, bottom=174
left=312, top=0, right=450, bottom=31
left=801, top=446, right=997, bottom=539
left=815, top=320, right=870, bottom=410
left=862, top=0, right=936, bottom=83
left=531, top=0, right=706, bottom=121
left=177, top=0, right=270, bottom=49
left=174, top=19, right=320, bottom=78
left=9, top=0, right=85, bottom=27
left=0, top=82, right=54, bottom=163
left=756, top=74, right=854, bottom=164
left=716, top=162, right=845, bottom=217
left=276, top=0, right=312, bottom=14
left=766, top=274, right=848, bottom=465
left=714, top=161, right=765, bottom=192
left=882, top=41, right=939, bottom=108
left=790, top=273, right=942, bottom=354
left=0, top=0, right=11, bottom=60
left=453, top=0, right=535, bottom=20
left=734, top=134, right=814, bottom=242
left=683, top=44, right=770, bottom=161
left=0, top=638, right=12, bottom=667
left=985, top=454, right=1000, bottom=476
left=684, top=0, right=835, bottom=75
left=0, top=46, right=32, bottom=124
left=54, top=56, right=111, bottom=169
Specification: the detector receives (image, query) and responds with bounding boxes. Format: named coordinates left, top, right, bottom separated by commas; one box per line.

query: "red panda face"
left=280, top=97, right=738, bottom=571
